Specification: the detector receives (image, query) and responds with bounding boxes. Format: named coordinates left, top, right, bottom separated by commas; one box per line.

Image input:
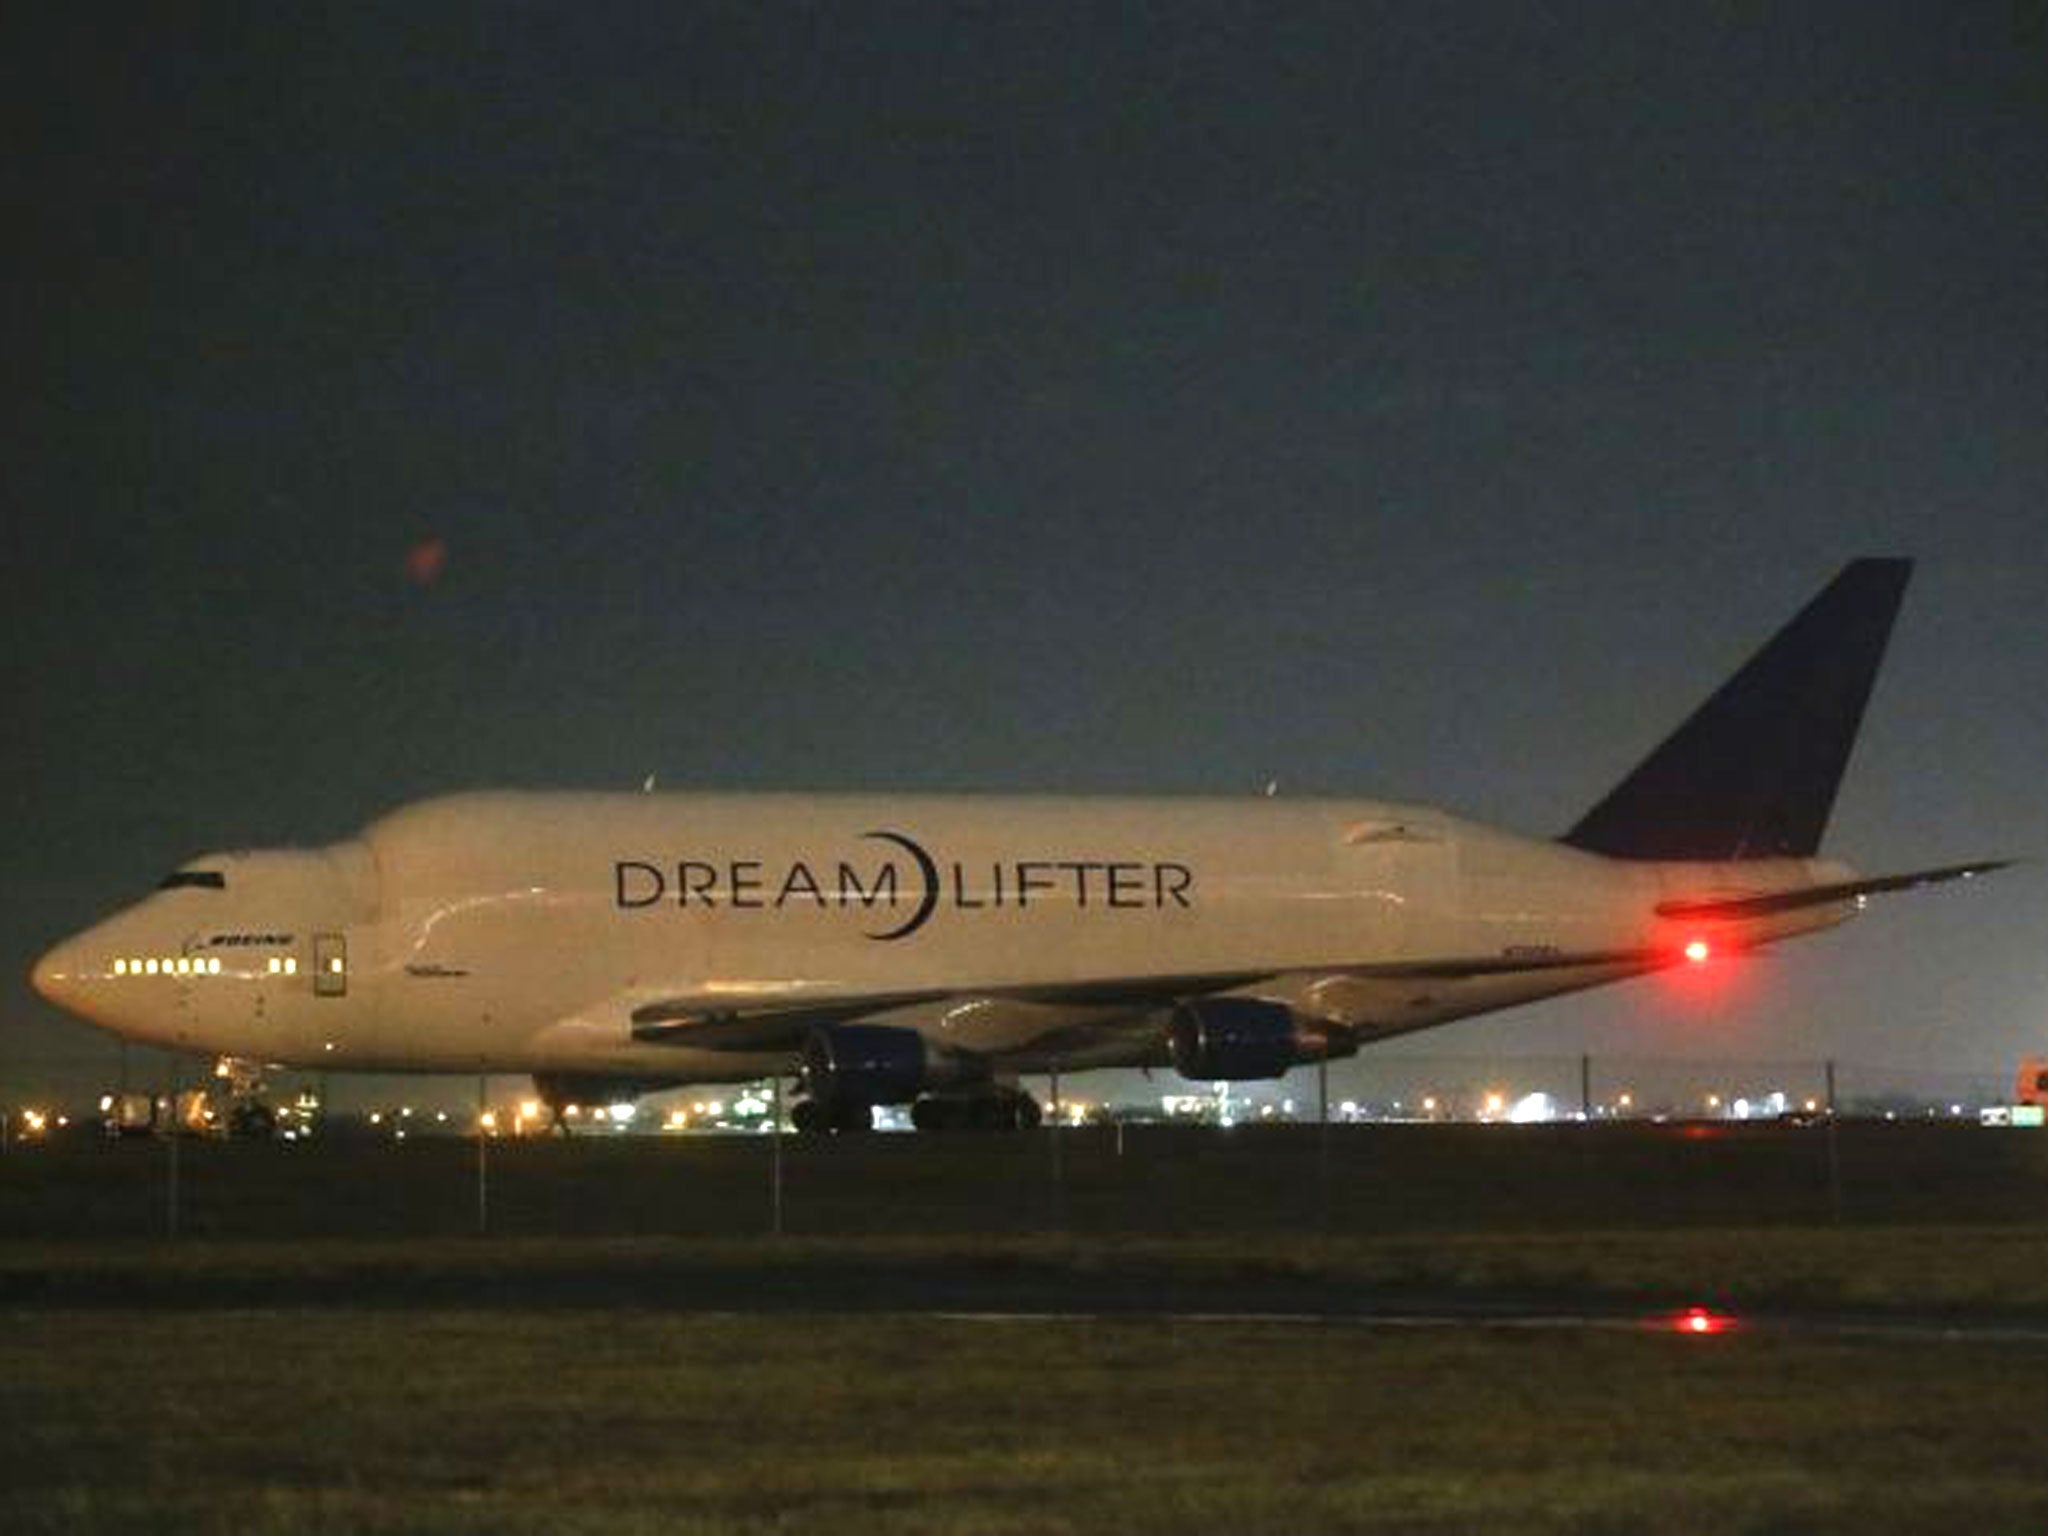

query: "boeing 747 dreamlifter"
left=31, top=560, right=2003, bottom=1131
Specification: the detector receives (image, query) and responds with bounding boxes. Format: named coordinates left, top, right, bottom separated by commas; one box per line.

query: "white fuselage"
left=30, top=790, right=1855, bottom=1083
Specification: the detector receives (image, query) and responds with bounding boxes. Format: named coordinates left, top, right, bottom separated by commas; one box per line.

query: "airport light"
left=1672, top=1306, right=1735, bottom=1336
left=1483, top=1092, right=1505, bottom=1119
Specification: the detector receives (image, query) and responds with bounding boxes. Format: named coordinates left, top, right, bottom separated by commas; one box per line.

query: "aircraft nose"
left=31, top=939, right=84, bottom=1008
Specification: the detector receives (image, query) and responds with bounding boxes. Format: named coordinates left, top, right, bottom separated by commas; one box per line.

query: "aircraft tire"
left=830, top=1100, right=873, bottom=1134
left=911, top=1097, right=958, bottom=1132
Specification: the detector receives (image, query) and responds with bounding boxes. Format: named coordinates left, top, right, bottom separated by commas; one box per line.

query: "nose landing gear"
left=213, top=1056, right=279, bottom=1139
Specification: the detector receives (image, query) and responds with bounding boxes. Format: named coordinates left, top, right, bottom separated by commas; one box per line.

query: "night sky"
left=9, top=4, right=2047, bottom=1105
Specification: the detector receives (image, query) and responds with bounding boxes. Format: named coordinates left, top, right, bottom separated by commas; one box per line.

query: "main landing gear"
left=789, top=1087, right=1044, bottom=1135
left=910, top=1088, right=1042, bottom=1133
left=790, top=1097, right=876, bottom=1135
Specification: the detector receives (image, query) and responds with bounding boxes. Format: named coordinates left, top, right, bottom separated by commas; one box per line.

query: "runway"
left=938, top=1305, right=2048, bottom=1345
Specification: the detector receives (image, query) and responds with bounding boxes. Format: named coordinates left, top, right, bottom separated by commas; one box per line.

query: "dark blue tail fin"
left=1563, top=559, right=1912, bottom=862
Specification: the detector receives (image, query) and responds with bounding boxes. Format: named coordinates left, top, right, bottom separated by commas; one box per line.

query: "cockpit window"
left=157, top=870, right=227, bottom=891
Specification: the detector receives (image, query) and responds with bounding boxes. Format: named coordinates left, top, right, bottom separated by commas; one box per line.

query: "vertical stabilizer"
left=1563, top=559, right=1912, bottom=861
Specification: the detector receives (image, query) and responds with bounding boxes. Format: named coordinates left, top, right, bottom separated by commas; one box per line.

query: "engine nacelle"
left=1169, top=998, right=1332, bottom=1082
left=803, top=1024, right=979, bottom=1107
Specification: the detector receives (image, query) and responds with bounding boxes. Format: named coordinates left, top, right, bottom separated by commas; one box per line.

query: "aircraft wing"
left=626, top=969, right=1275, bottom=1051
left=620, top=949, right=1690, bottom=1058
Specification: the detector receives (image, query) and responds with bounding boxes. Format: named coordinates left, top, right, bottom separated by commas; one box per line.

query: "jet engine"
left=802, top=1023, right=981, bottom=1108
left=1168, top=998, right=1350, bottom=1082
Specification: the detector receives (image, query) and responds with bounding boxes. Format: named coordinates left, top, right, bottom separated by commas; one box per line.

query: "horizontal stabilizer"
left=1655, top=860, right=2010, bottom=921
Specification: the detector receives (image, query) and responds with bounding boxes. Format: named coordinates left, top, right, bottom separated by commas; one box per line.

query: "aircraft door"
left=313, top=932, right=348, bottom=997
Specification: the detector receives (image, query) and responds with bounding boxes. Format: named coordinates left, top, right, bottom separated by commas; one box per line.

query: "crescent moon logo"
left=860, top=829, right=939, bottom=941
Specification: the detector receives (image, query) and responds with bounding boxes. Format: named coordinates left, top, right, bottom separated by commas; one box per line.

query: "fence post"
left=1048, top=1064, right=1065, bottom=1228
left=1825, top=1059, right=1843, bottom=1224
left=475, top=1072, right=490, bottom=1237
left=1317, top=1056, right=1332, bottom=1230
left=770, top=1075, right=785, bottom=1238
left=164, top=1055, right=181, bottom=1240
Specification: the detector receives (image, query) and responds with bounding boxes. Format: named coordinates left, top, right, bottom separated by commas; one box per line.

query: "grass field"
left=9, top=1119, right=2048, bottom=1241
left=7, top=1124, right=2048, bottom=1532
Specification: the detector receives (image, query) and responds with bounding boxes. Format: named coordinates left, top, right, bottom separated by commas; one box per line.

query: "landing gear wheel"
left=910, top=1097, right=958, bottom=1132
left=911, top=1090, right=1042, bottom=1133
left=794, top=1098, right=874, bottom=1135
left=830, top=1100, right=874, bottom=1134
left=227, top=1102, right=277, bottom=1139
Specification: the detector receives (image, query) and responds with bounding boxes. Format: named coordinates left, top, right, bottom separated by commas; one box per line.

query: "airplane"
left=30, top=559, right=2005, bottom=1133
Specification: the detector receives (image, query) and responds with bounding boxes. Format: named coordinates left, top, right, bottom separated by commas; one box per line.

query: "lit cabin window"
left=157, top=870, right=227, bottom=891
left=267, top=958, right=280, bottom=974
left=113, top=959, right=127, bottom=976
left=284, top=957, right=298, bottom=975
left=145, top=959, right=160, bottom=975
left=208, top=958, right=221, bottom=975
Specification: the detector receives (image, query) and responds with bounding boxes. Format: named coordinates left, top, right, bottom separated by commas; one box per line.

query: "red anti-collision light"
left=1683, top=938, right=1712, bottom=964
